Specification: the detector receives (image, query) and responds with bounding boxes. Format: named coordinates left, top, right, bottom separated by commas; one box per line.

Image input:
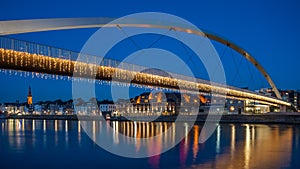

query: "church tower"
left=27, top=86, right=33, bottom=113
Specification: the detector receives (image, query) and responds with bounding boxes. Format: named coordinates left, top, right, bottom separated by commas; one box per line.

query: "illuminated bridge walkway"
left=0, top=36, right=290, bottom=108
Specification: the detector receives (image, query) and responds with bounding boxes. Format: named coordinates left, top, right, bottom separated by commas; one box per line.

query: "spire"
left=28, top=85, right=32, bottom=97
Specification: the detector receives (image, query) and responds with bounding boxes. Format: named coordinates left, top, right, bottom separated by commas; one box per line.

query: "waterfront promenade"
left=6, top=113, right=300, bottom=124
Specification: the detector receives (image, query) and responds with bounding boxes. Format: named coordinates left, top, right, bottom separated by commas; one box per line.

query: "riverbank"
left=5, top=113, right=300, bottom=124
left=7, top=114, right=98, bottom=120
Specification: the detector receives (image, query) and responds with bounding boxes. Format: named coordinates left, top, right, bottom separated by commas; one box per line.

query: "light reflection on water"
left=0, top=119, right=299, bottom=169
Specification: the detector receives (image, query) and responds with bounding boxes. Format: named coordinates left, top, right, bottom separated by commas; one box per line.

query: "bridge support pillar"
left=280, top=105, right=286, bottom=112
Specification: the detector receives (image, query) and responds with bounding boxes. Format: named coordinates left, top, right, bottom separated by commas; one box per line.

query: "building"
left=256, top=88, right=275, bottom=97
left=2, top=101, right=26, bottom=115
left=33, top=104, right=43, bottom=115
left=73, top=98, right=100, bottom=115
left=115, top=92, right=207, bottom=116
left=281, top=90, right=300, bottom=111
left=48, top=103, right=61, bottom=115
left=98, top=100, right=116, bottom=113
left=258, top=88, right=300, bottom=112
left=226, top=99, right=244, bottom=114
left=244, top=100, right=270, bottom=114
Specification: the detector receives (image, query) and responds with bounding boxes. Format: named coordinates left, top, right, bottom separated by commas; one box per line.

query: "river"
left=0, top=119, right=299, bottom=169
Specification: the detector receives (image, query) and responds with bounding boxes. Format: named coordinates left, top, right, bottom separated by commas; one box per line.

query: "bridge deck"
left=0, top=48, right=290, bottom=106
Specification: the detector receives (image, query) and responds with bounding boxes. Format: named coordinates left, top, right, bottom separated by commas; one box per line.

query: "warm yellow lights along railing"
left=0, top=48, right=291, bottom=106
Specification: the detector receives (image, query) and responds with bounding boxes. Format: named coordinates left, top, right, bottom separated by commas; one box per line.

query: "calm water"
left=1, top=119, right=300, bottom=169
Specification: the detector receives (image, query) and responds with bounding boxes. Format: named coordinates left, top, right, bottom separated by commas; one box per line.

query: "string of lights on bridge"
left=0, top=36, right=291, bottom=107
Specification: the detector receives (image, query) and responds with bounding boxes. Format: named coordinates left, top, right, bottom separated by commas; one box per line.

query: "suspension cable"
left=230, top=48, right=244, bottom=87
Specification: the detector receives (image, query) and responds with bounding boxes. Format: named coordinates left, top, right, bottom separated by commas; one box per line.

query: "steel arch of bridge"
left=0, top=17, right=282, bottom=99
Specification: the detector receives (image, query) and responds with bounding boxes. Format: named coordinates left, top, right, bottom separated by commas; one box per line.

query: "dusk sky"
left=0, top=0, right=299, bottom=103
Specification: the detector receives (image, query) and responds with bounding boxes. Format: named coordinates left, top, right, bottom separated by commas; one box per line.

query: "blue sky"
left=0, top=0, right=299, bottom=102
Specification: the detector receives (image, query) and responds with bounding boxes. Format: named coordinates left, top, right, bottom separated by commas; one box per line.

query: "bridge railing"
left=0, top=36, right=204, bottom=82
left=0, top=36, right=253, bottom=90
left=0, top=36, right=82, bottom=61
left=0, top=36, right=287, bottom=104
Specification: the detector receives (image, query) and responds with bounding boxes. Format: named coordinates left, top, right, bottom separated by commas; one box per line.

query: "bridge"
left=0, top=18, right=292, bottom=111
